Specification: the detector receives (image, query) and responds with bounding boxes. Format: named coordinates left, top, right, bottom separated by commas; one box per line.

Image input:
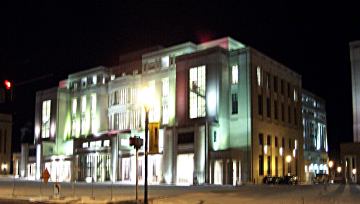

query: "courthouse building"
left=28, top=37, right=305, bottom=185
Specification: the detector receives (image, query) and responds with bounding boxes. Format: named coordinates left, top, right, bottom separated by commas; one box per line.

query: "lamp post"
left=286, top=155, right=292, bottom=175
left=328, top=160, right=334, bottom=183
left=144, top=109, right=149, bottom=204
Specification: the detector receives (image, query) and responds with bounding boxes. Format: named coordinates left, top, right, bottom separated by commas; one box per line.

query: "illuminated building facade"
left=301, top=90, right=328, bottom=183
left=32, top=37, right=304, bottom=184
left=0, top=113, right=12, bottom=174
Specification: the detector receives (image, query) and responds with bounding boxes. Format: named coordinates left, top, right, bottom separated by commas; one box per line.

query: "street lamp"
left=140, top=86, right=154, bottom=204
left=337, top=166, right=342, bottom=173
left=286, top=155, right=292, bottom=175
left=328, top=160, right=334, bottom=183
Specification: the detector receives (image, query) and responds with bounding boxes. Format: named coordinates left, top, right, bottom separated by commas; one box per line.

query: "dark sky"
left=1, top=1, right=359, bottom=156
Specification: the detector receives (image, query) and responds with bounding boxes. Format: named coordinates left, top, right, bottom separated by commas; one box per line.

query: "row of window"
left=70, top=74, right=107, bottom=91
left=82, top=140, right=110, bottom=149
left=256, top=66, right=298, bottom=101
left=257, top=95, right=298, bottom=125
left=259, top=133, right=297, bottom=150
left=259, top=155, right=281, bottom=176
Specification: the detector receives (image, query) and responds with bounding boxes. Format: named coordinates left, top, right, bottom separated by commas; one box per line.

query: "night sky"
left=1, top=1, right=359, bottom=157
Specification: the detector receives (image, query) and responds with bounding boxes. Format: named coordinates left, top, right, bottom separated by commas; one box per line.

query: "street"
left=1, top=178, right=360, bottom=203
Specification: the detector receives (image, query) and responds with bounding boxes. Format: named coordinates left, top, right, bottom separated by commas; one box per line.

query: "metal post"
left=12, top=174, right=15, bottom=197
left=144, top=109, right=149, bottom=204
left=91, top=177, right=94, bottom=200
left=136, top=148, right=139, bottom=203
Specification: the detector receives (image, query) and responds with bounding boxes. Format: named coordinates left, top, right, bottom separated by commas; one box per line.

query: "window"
left=273, top=76, right=278, bottom=92
left=113, top=91, right=119, bottom=105
left=257, top=66, right=261, bottom=86
left=213, top=131, right=217, bottom=142
left=92, top=75, right=97, bottom=85
left=287, top=82, right=291, bottom=98
left=293, top=88, right=298, bottom=101
left=91, top=94, right=96, bottom=133
left=104, top=140, right=110, bottom=147
left=267, top=156, right=271, bottom=175
left=288, top=105, right=291, bottom=124
left=280, top=80, right=284, bottom=95
left=72, top=98, right=77, bottom=136
left=266, top=97, right=271, bottom=118
left=288, top=139, right=292, bottom=149
left=82, top=142, right=89, bottom=148
left=282, top=137, right=285, bottom=148
left=162, top=78, right=169, bottom=124
left=81, top=77, right=87, bottom=89
left=189, top=65, right=206, bottom=119
left=267, top=135, right=271, bottom=145
left=41, top=100, right=51, bottom=138
left=274, top=100, right=278, bottom=119
left=275, top=157, right=278, bottom=176
left=232, top=65, right=238, bottom=84
left=294, top=107, right=297, bottom=126
left=259, top=133, right=264, bottom=145
left=231, top=93, right=238, bottom=114
left=258, top=95, right=263, bottom=115
left=266, top=73, right=271, bottom=90
left=259, top=155, right=264, bottom=176
left=161, top=56, right=170, bottom=68
left=113, top=113, right=119, bottom=130
left=281, top=103, right=285, bottom=122
left=275, top=136, right=278, bottom=147
left=81, top=95, right=87, bottom=135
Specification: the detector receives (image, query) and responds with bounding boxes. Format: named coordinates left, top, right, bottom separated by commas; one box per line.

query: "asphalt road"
left=0, top=178, right=360, bottom=203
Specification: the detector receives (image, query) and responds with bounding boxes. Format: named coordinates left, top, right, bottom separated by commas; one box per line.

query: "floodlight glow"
left=353, top=168, right=357, bottom=175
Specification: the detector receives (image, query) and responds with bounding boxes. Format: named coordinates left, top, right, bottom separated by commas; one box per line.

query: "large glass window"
left=266, top=97, right=271, bottom=118
left=72, top=98, right=77, bottom=136
left=258, top=95, right=263, bottom=115
left=189, top=65, right=206, bottom=119
left=232, top=65, right=238, bottom=84
left=161, top=56, right=170, bottom=68
left=91, top=93, right=97, bottom=133
left=41, top=100, right=51, bottom=138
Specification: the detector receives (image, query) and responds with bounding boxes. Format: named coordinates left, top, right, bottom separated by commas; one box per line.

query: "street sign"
left=148, top=122, right=159, bottom=154
left=42, top=168, right=50, bottom=184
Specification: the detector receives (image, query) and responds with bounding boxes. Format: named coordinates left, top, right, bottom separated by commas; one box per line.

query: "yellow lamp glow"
left=328, top=160, right=334, bottom=168
left=337, top=166, right=342, bottom=173
left=286, top=155, right=292, bottom=163
left=352, top=168, right=356, bottom=175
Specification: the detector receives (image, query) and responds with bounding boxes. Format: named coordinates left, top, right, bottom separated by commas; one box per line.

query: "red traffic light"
left=4, top=80, right=11, bottom=90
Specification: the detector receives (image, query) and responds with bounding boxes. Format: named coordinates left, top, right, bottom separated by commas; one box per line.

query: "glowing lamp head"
left=4, top=80, right=11, bottom=90
left=328, top=160, right=334, bottom=168
left=286, top=155, right=292, bottom=163
left=337, top=166, right=342, bottom=173
left=352, top=168, right=357, bottom=175
left=139, top=86, right=155, bottom=111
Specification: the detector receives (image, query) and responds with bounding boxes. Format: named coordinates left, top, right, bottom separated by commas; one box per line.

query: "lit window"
left=92, top=75, right=97, bottom=85
left=104, top=140, right=110, bottom=147
left=293, top=89, right=298, bottom=101
left=95, top=140, right=102, bottom=147
left=232, top=65, right=238, bottom=84
left=91, top=94, right=96, bottom=133
left=81, top=77, right=87, bottom=88
left=257, top=66, right=261, bottom=86
left=72, top=98, right=77, bottom=136
left=82, top=142, right=89, bottom=148
left=41, top=100, right=51, bottom=138
left=111, top=75, right=115, bottom=80
left=162, top=78, right=169, bottom=124
left=81, top=95, right=87, bottom=135
left=161, top=56, right=170, bottom=68
left=189, top=65, right=206, bottom=119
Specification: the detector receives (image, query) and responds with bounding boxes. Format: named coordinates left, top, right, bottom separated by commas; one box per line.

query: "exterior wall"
left=30, top=36, right=305, bottom=185
left=0, top=113, right=12, bottom=174
left=250, top=48, right=304, bottom=183
left=340, top=143, right=360, bottom=184
left=350, top=41, right=360, bottom=143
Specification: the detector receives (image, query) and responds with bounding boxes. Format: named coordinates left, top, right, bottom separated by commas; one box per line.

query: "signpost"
left=130, top=136, right=143, bottom=203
